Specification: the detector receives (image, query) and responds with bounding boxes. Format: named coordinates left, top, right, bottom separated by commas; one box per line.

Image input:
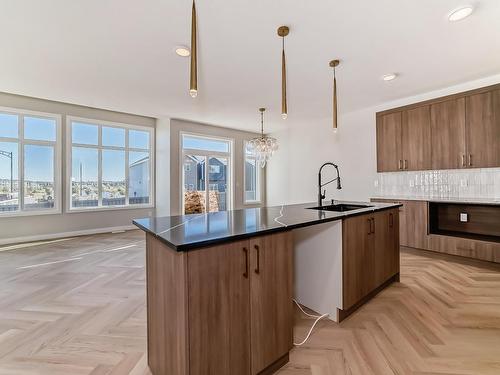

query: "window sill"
left=0, top=208, right=62, bottom=218
left=66, top=204, right=154, bottom=214
left=244, top=201, right=262, bottom=205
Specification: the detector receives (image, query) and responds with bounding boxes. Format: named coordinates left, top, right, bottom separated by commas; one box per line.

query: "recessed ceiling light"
left=448, top=6, right=474, bottom=22
left=174, top=46, right=190, bottom=57
left=382, top=73, right=397, bottom=81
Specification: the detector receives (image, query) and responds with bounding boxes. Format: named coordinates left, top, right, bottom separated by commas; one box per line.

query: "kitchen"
left=0, top=1, right=499, bottom=375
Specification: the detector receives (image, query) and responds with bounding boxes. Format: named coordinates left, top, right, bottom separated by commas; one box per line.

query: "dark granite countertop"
left=133, top=201, right=402, bottom=251
left=372, top=196, right=500, bottom=206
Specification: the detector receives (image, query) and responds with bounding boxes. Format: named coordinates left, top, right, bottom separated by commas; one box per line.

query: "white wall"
left=267, top=73, right=500, bottom=206
left=155, top=118, right=171, bottom=216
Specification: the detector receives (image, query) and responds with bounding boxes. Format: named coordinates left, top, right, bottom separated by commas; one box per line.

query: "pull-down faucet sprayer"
left=318, top=162, right=342, bottom=207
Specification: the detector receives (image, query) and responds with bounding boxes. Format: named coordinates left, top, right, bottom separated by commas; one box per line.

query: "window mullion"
left=19, top=116, right=24, bottom=211
left=125, top=130, right=129, bottom=206
left=98, top=126, right=103, bottom=207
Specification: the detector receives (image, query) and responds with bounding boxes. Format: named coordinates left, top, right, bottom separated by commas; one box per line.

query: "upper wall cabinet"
left=430, top=98, right=466, bottom=170
left=376, top=106, right=431, bottom=172
left=466, top=90, right=500, bottom=168
left=376, top=112, right=402, bottom=172
left=377, top=84, right=500, bottom=172
left=402, top=106, right=431, bottom=171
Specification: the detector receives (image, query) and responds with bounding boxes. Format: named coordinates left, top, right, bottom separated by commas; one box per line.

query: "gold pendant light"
left=329, top=59, right=340, bottom=131
left=277, top=26, right=289, bottom=120
left=189, top=0, right=198, bottom=98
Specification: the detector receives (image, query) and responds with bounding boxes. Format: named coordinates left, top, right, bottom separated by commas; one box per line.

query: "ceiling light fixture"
left=189, top=0, right=198, bottom=98
left=329, top=59, right=340, bottom=132
left=448, top=6, right=474, bottom=22
left=175, top=46, right=190, bottom=57
left=382, top=73, right=397, bottom=81
left=247, top=108, right=279, bottom=168
left=277, top=26, right=290, bottom=120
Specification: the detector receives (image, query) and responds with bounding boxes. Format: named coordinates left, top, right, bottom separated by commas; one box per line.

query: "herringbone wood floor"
left=0, top=231, right=499, bottom=375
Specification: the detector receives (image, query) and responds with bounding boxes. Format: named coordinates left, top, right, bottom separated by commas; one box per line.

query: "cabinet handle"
left=243, top=247, right=249, bottom=278
left=367, top=219, right=372, bottom=235
left=398, top=160, right=403, bottom=170
left=254, top=245, right=260, bottom=274
left=371, top=218, right=375, bottom=234
left=389, top=213, right=393, bottom=228
left=462, top=154, right=466, bottom=167
left=404, top=160, right=408, bottom=170
left=468, top=154, right=472, bottom=166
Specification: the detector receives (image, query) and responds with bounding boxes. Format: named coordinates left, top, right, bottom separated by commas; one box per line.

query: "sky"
left=0, top=118, right=151, bottom=182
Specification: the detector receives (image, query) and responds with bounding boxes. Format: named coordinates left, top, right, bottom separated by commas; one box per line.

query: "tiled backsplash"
left=375, top=168, right=500, bottom=199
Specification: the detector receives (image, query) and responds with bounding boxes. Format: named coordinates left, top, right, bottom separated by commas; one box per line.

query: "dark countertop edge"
left=133, top=203, right=402, bottom=252
left=372, top=196, right=500, bottom=206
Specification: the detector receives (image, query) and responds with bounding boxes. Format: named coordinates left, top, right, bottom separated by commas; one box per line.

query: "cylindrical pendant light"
left=189, top=0, right=198, bottom=98
left=277, top=26, right=289, bottom=120
left=329, top=59, right=340, bottom=131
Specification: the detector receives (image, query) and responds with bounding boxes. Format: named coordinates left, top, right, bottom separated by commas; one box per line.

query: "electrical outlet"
left=459, top=213, right=468, bottom=222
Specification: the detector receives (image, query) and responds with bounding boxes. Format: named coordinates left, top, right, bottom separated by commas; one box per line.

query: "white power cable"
left=292, top=299, right=329, bottom=346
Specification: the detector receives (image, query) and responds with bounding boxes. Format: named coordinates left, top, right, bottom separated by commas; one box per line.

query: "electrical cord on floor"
left=292, top=299, right=329, bottom=346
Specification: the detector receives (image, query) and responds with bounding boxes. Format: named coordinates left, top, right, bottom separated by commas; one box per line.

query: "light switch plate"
left=460, top=213, right=468, bottom=222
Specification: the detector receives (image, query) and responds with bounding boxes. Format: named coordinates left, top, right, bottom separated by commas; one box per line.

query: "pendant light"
left=329, top=59, right=340, bottom=131
left=277, top=26, right=289, bottom=120
left=247, top=108, right=279, bottom=168
left=189, top=0, right=198, bottom=98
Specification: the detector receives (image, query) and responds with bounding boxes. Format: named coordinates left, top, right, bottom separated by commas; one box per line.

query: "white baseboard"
left=0, top=225, right=138, bottom=246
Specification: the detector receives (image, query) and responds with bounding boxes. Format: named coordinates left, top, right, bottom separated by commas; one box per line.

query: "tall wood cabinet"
left=376, top=106, right=431, bottom=172
left=466, top=89, right=500, bottom=168
left=377, top=84, right=500, bottom=171
left=342, top=208, right=399, bottom=310
left=146, top=231, right=293, bottom=375
left=430, top=98, right=466, bottom=170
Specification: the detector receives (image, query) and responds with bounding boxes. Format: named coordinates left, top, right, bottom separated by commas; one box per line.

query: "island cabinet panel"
left=374, top=209, right=400, bottom=286
left=466, top=90, right=500, bottom=168
left=249, top=232, right=293, bottom=374
left=145, top=234, right=189, bottom=375
left=187, top=239, right=251, bottom=375
left=430, top=98, right=467, bottom=170
left=342, top=209, right=400, bottom=311
left=376, top=112, right=402, bottom=172
left=145, top=231, right=293, bottom=375
left=342, top=213, right=375, bottom=309
left=402, top=106, right=431, bottom=171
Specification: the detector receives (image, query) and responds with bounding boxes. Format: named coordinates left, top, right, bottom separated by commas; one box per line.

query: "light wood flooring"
left=0, top=231, right=499, bottom=374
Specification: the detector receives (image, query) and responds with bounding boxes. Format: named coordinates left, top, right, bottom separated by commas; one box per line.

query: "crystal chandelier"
left=247, top=108, right=278, bottom=168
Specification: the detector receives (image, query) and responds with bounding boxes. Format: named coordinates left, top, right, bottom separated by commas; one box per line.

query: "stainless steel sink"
left=308, top=203, right=373, bottom=212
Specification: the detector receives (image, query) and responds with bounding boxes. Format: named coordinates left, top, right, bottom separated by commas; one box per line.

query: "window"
left=181, top=133, right=232, bottom=214
left=68, top=118, right=153, bottom=211
left=244, top=142, right=261, bottom=203
left=0, top=109, right=61, bottom=215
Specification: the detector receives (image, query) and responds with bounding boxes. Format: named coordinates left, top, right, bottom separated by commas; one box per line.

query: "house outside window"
left=244, top=141, right=261, bottom=203
left=0, top=108, right=61, bottom=216
left=67, top=117, right=154, bottom=211
left=181, top=133, right=232, bottom=214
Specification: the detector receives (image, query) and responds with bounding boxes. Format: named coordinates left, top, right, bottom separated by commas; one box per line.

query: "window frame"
left=243, top=141, right=262, bottom=204
left=0, top=106, right=62, bottom=218
left=180, top=131, right=234, bottom=214
left=66, top=116, right=155, bottom=213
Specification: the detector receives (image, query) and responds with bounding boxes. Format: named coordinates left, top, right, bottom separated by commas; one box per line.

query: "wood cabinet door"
left=342, top=214, right=375, bottom=309
left=403, top=201, right=428, bottom=249
left=430, top=98, right=467, bottom=169
left=249, top=232, right=293, bottom=374
left=376, top=112, right=402, bottom=172
left=374, top=209, right=400, bottom=286
left=187, top=240, right=251, bottom=375
left=466, top=90, right=500, bottom=168
left=402, top=106, right=431, bottom=170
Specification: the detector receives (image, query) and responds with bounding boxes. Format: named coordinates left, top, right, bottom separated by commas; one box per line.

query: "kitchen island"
left=134, top=201, right=401, bottom=375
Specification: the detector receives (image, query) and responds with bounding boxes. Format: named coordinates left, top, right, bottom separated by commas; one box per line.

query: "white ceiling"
left=1, top=0, right=499, bottom=133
